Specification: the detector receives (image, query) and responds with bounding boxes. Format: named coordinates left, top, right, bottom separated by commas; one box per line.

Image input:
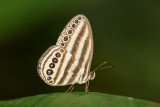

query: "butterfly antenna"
left=93, top=61, right=113, bottom=72
left=95, top=66, right=113, bottom=71
left=93, top=61, right=107, bottom=72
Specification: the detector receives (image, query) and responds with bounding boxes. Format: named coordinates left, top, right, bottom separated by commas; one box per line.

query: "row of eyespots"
left=46, top=49, right=64, bottom=83
left=60, top=16, right=82, bottom=47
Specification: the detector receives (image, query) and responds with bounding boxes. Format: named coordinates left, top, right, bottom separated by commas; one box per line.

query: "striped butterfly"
left=37, top=14, right=108, bottom=92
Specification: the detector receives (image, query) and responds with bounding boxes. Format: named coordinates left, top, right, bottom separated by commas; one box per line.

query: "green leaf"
left=0, top=92, right=159, bottom=107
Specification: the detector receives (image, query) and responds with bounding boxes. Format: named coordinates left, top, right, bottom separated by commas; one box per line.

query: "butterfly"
left=37, top=14, right=110, bottom=93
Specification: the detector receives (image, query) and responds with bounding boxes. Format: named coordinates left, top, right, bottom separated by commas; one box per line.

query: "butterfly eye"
left=89, top=72, right=95, bottom=80
left=47, top=69, right=53, bottom=75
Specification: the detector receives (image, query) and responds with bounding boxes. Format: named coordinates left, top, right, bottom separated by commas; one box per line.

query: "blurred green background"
left=0, top=0, right=160, bottom=103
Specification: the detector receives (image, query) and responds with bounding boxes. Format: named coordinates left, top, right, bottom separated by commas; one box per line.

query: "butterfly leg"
left=69, top=86, right=74, bottom=93
left=85, top=80, right=90, bottom=93
left=65, top=84, right=74, bottom=93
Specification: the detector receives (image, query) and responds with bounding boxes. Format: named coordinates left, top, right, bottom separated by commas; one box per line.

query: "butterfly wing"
left=37, top=14, right=93, bottom=86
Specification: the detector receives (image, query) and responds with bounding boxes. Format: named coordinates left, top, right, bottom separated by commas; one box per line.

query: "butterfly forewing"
left=37, top=14, right=93, bottom=86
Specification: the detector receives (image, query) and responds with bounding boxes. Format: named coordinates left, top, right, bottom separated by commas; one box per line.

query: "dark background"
left=0, top=0, right=160, bottom=103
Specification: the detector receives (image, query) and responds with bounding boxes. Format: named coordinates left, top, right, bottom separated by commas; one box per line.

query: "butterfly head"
left=89, top=72, right=95, bottom=80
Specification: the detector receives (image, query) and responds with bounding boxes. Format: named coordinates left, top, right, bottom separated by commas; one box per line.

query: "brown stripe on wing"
left=57, top=56, right=75, bottom=85
left=82, top=40, right=93, bottom=82
left=70, top=24, right=86, bottom=57
left=57, top=23, right=86, bottom=85
left=53, top=51, right=67, bottom=84
left=81, top=55, right=91, bottom=82
left=67, top=36, right=89, bottom=84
